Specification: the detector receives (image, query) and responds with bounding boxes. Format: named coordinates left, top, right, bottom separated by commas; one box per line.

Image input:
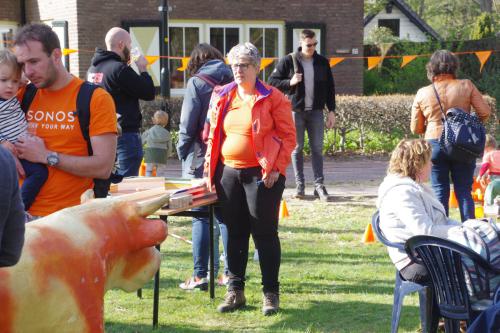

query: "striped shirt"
left=0, top=97, right=28, bottom=143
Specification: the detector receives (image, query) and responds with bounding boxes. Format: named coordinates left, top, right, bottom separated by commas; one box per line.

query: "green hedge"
left=140, top=94, right=496, bottom=157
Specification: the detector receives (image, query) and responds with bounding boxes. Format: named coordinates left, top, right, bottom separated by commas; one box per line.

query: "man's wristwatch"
left=46, top=152, right=60, bottom=166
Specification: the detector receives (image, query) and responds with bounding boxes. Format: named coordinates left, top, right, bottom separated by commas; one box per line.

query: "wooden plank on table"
left=111, top=178, right=167, bottom=194
left=111, top=187, right=170, bottom=202
left=155, top=193, right=217, bottom=216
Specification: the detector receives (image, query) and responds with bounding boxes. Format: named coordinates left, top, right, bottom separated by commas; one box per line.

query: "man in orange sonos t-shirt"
left=13, top=23, right=117, bottom=217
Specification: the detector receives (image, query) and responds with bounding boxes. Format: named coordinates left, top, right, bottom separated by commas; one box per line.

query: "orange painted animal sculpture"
left=0, top=193, right=169, bottom=333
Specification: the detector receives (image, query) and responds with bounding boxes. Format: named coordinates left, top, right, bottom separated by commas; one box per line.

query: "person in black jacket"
left=0, top=146, right=25, bottom=267
left=268, top=29, right=336, bottom=201
left=87, top=27, right=155, bottom=177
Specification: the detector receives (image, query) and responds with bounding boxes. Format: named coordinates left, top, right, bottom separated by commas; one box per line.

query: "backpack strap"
left=20, top=83, right=38, bottom=113
left=290, top=52, right=299, bottom=74
left=75, top=82, right=100, bottom=155
left=194, top=73, right=218, bottom=88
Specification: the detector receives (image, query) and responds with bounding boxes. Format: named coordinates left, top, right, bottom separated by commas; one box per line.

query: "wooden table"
left=152, top=193, right=218, bottom=329
left=110, top=178, right=218, bottom=329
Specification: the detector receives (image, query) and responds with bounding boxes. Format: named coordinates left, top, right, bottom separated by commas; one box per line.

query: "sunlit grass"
left=105, top=199, right=424, bottom=332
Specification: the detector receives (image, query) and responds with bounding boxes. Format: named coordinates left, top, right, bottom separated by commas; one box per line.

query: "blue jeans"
left=20, top=159, right=48, bottom=210
left=429, top=139, right=476, bottom=221
left=191, top=207, right=227, bottom=278
left=182, top=157, right=228, bottom=278
left=117, top=132, right=143, bottom=177
left=292, top=110, right=324, bottom=187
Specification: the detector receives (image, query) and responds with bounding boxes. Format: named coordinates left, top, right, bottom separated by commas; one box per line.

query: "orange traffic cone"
left=449, top=189, right=458, bottom=208
left=472, top=178, right=481, bottom=192
left=362, top=223, right=375, bottom=243
left=475, top=188, right=483, bottom=202
left=279, top=199, right=289, bottom=219
left=139, top=159, right=146, bottom=176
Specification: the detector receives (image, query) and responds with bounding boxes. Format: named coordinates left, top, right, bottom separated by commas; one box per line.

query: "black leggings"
left=400, top=262, right=440, bottom=332
left=214, top=163, right=285, bottom=293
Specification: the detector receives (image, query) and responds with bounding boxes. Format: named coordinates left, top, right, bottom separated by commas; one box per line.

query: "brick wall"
left=0, top=0, right=20, bottom=22
left=168, top=0, right=365, bottom=95
left=22, top=0, right=364, bottom=95
left=25, top=0, right=79, bottom=73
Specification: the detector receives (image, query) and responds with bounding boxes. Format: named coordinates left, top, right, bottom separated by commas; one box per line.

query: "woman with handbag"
left=411, top=50, right=491, bottom=221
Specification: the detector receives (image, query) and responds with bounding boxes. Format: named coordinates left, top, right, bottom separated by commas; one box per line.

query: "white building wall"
left=364, top=7, right=429, bottom=42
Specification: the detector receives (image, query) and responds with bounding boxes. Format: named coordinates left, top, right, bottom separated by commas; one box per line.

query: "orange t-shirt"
left=17, top=77, right=117, bottom=216
left=220, top=92, right=259, bottom=169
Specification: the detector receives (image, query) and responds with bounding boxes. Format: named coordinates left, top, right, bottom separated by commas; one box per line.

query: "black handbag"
left=432, top=84, right=486, bottom=162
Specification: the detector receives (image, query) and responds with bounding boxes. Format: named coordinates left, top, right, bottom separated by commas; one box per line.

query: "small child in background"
left=477, top=134, right=500, bottom=187
left=0, top=49, right=48, bottom=211
left=142, top=110, right=171, bottom=177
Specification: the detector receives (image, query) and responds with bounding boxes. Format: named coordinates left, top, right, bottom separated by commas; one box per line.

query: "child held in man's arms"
left=141, top=110, right=171, bottom=177
left=0, top=49, right=48, bottom=211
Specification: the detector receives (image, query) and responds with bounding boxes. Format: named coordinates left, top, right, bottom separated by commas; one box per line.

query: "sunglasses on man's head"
left=305, top=42, right=318, bottom=48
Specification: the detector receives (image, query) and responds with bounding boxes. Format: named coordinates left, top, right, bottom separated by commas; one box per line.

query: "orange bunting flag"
left=260, top=58, right=275, bottom=71
left=62, top=48, right=77, bottom=56
left=475, top=51, right=492, bottom=72
left=329, top=57, right=345, bottom=68
left=145, top=55, right=160, bottom=65
left=401, top=55, right=417, bottom=68
left=177, top=57, right=190, bottom=71
left=367, top=56, right=383, bottom=70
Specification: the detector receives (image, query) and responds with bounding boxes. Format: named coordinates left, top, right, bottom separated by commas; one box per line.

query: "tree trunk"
left=418, top=0, right=425, bottom=17
left=339, top=128, right=346, bottom=152
left=359, top=123, right=365, bottom=152
left=474, top=0, right=493, bottom=12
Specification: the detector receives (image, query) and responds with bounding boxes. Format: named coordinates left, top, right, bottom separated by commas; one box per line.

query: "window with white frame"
left=169, top=24, right=201, bottom=91
left=207, top=25, right=242, bottom=56
left=166, top=21, right=283, bottom=95
left=248, top=25, right=282, bottom=81
left=0, top=25, right=16, bottom=51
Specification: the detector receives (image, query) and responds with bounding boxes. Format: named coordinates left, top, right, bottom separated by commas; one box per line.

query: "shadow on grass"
left=280, top=225, right=365, bottom=234
left=282, top=251, right=389, bottom=265
left=281, top=280, right=395, bottom=295
left=105, top=321, right=234, bottom=333
left=269, top=300, right=420, bottom=333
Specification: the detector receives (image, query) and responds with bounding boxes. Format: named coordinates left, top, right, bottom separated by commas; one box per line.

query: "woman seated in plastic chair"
left=378, top=139, right=457, bottom=331
left=378, top=139, right=500, bottom=330
left=377, top=139, right=462, bottom=285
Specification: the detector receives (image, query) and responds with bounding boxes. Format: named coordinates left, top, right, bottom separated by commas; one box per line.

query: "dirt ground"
left=162, top=155, right=389, bottom=204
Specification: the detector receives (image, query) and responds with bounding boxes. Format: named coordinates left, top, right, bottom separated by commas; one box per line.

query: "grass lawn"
left=104, top=198, right=424, bottom=332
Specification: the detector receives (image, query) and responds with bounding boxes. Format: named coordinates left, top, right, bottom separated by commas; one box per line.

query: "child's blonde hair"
left=153, top=110, right=169, bottom=127
left=485, top=134, right=497, bottom=150
left=0, top=49, right=22, bottom=78
left=388, top=139, right=432, bottom=181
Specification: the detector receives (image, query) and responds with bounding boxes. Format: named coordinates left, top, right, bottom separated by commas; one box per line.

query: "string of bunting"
left=81, top=48, right=498, bottom=73
left=6, top=40, right=498, bottom=72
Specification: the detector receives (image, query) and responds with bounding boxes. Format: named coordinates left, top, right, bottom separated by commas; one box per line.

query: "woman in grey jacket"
left=377, top=139, right=461, bottom=283
left=378, top=139, right=500, bottom=331
left=177, top=44, right=233, bottom=290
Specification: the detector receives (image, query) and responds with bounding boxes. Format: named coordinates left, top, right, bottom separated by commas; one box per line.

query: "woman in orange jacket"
left=411, top=50, right=491, bottom=221
left=204, top=42, right=296, bottom=315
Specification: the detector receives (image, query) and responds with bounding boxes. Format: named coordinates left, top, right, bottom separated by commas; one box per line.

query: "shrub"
left=139, top=94, right=497, bottom=157
left=332, top=94, right=497, bottom=154
left=470, top=13, right=495, bottom=40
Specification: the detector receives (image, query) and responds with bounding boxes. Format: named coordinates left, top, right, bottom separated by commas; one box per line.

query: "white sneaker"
left=179, top=277, right=208, bottom=291
left=218, top=274, right=229, bottom=286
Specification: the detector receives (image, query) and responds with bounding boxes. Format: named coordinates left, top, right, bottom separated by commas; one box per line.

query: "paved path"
left=162, top=156, right=389, bottom=198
